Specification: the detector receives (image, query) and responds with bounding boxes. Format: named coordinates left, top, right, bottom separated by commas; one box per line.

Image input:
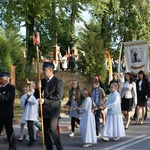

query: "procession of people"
left=0, top=59, right=150, bottom=150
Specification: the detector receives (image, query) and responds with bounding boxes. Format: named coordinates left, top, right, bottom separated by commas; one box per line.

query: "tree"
left=77, top=19, right=107, bottom=80
left=0, top=27, right=26, bottom=79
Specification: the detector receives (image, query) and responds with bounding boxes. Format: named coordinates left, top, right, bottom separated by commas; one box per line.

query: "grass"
left=14, top=71, right=91, bottom=124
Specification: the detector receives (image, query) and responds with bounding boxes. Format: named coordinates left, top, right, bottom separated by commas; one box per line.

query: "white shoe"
left=25, top=136, right=30, bottom=141
left=97, top=133, right=101, bottom=138
left=113, top=137, right=120, bottom=141
left=68, top=132, right=74, bottom=137
left=83, top=143, right=92, bottom=148
left=101, top=137, right=109, bottom=142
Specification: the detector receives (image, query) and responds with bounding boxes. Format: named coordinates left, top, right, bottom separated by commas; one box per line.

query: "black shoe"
left=96, top=131, right=100, bottom=136
left=17, top=139, right=23, bottom=142
left=28, top=141, right=34, bottom=147
left=34, top=138, right=37, bottom=142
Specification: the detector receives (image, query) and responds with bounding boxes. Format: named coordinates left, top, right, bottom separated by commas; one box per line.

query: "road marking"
left=115, top=136, right=150, bottom=150
left=103, top=134, right=148, bottom=150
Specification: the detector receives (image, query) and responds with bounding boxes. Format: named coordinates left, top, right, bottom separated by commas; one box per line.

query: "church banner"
left=124, top=40, right=149, bottom=74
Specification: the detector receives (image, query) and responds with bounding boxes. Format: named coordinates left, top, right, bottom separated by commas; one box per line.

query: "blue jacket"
left=106, top=91, right=122, bottom=115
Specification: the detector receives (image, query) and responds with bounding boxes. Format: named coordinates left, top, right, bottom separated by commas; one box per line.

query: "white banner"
left=124, top=40, right=149, bottom=74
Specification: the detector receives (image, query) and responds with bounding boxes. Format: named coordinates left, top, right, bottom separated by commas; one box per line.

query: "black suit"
left=136, top=78, right=150, bottom=98
left=136, top=78, right=150, bottom=118
left=0, top=83, right=17, bottom=150
left=35, top=76, right=64, bottom=150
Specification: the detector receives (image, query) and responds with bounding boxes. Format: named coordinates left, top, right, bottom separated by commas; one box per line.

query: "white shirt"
left=138, top=80, right=142, bottom=91
left=120, top=81, right=137, bottom=104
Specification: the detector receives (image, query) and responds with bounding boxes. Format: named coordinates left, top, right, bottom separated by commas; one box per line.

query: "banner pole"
left=36, top=45, right=45, bottom=149
left=118, top=42, right=123, bottom=73
left=33, top=32, right=45, bottom=149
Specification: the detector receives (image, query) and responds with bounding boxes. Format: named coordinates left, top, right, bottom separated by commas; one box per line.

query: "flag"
left=33, top=32, right=40, bottom=45
left=105, top=50, right=113, bottom=84
left=68, top=46, right=70, bottom=60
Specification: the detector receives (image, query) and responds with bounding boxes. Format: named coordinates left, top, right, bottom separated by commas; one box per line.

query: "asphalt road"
left=1, top=119, right=150, bottom=150
left=1, top=104, right=150, bottom=150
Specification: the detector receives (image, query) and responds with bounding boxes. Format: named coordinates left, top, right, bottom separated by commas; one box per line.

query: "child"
left=92, top=78, right=106, bottom=137
left=65, top=80, right=84, bottom=137
left=101, top=82, right=125, bottom=141
left=17, top=82, right=38, bottom=147
left=23, top=81, right=39, bottom=147
left=75, top=87, right=97, bottom=148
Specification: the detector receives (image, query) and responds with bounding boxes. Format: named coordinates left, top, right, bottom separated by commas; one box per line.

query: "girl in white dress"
left=75, top=87, right=97, bottom=148
left=101, top=82, right=125, bottom=142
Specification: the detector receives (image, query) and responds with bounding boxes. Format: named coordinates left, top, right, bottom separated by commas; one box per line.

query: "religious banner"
left=124, top=40, right=149, bottom=74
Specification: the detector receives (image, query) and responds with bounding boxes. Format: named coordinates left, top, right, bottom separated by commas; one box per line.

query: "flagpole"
left=118, top=42, right=123, bottom=73
left=33, top=33, right=45, bottom=149
left=36, top=45, right=45, bottom=149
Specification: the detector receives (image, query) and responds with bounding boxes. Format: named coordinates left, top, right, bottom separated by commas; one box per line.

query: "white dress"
left=79, top=97, right=97, bottom=144
left=22, top=93, right=38, bottom=122
left=61, top=55, right=68, bottom=69
left=102, top=92, right=125, bottom=138
left=20, top=93, right=28, bottom=124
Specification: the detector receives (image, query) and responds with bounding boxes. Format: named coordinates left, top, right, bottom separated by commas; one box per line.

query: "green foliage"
left=0, top=0, right=150, bottom=72
left=0, top=27, right=26, bottom=79
left=77, top=20, right=107, bottom=80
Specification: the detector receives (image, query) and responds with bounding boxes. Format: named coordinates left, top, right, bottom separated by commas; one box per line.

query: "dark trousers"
left=44, top=118, right=63, bottom=150
left=71, top=117, right=80, bottom=132
left=95, top=109, right=101, bottom=133
left=27, top=121, right=35, bottom=142
left=0, top=117, right=17, bottom=150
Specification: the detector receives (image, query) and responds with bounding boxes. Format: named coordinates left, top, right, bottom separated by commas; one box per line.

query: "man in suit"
left=0, top=72, right=17, bottom=150
left=35, top=62, right=64, bottom=150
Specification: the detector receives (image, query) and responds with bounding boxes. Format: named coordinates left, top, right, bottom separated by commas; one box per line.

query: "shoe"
left=17, top=138, right=23, bottom=142
left=139, top=121, right=144, bottom=125
left=130, top=117, right=136, bottom=121
left=27, top=141, right=35, bottom=147
left=68, top=132, right=74, bottom=137
left=25, top=136, right=29, bottom=141
left=0, top=132, right=5, bottom=136
left=125, top=127, right=128, bottom=130
left=34, top=138, right=37, bottom=142
left=96, top=131, right=101, bottom=137
left=83, top=143, right=92, bottom=148
left=97, top=133, right=101, bottom=138
left=101, top=137, right=109, bottom=142
left=113, top=137, right=120, bottom=141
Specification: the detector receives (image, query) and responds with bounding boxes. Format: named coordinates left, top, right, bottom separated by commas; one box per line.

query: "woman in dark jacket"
left=136, top=70, right=150, bottom=125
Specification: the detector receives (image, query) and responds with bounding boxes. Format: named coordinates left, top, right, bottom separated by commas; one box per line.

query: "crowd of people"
left=58, top=52, right=79, bottom=72
left=0, top=61, right=150, bottom=150
left=64, top=70, right=150, bottom=147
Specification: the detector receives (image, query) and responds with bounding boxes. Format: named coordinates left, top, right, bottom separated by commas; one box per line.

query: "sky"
left=19, top=10, right=91, bottom=36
